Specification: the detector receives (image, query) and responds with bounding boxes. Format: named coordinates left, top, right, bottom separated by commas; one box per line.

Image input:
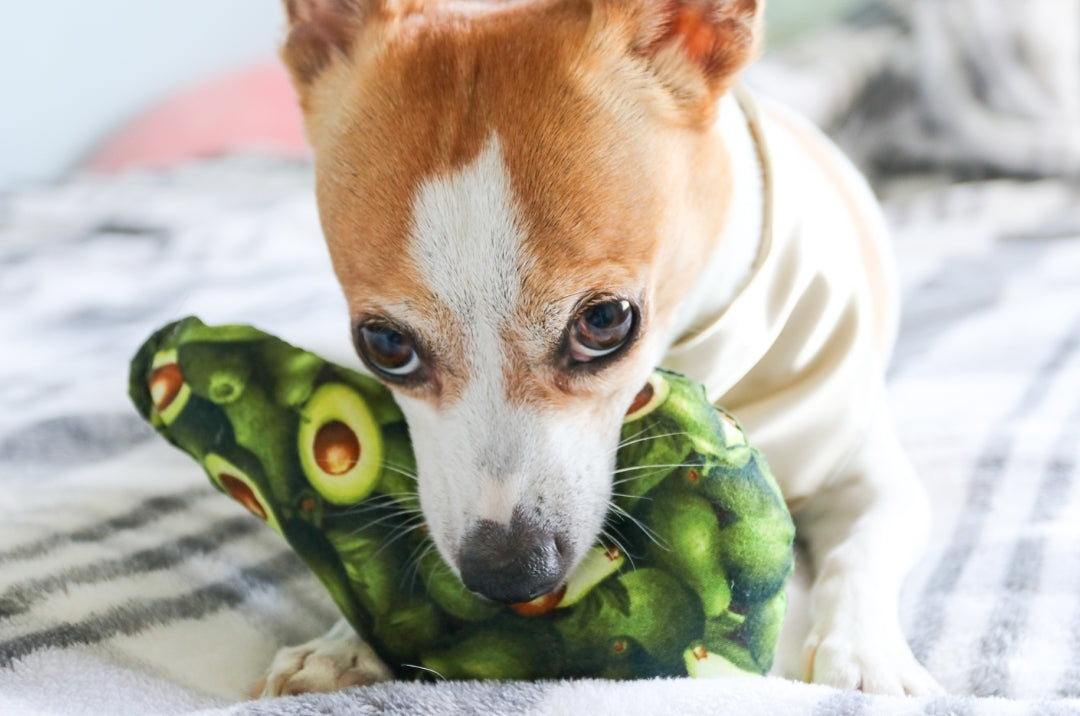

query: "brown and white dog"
left=258, top=0, right=941, bottom=697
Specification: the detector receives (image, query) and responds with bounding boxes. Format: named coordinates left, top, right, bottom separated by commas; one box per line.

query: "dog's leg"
left=253, top=618, right=392, bottom=698
left=795, top=403, right=943, bottom=695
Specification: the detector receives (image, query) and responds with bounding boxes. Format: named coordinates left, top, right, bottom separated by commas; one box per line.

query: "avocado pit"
left=623, top=373, right=670, bottom=422
left=626, top=382, right=654, bottom=415
left=220, top=472, right=268, bottom=521
left=510, top=584, right=567, bottom=617
left=149, top=363, right=183, bottom=411
left=314, top=420, right=361, bottom=476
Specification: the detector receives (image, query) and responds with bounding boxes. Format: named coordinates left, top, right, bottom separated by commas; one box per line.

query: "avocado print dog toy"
left=130, top=316, right=794, bottom=681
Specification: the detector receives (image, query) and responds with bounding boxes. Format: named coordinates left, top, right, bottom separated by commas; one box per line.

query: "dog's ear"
left=598, top=0, right=764, bottom=123
left=280, top=0, right=390, bottom=90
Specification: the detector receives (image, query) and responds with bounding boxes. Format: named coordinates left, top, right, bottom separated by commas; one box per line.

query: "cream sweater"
left=663, top=90, right=898, bottom=505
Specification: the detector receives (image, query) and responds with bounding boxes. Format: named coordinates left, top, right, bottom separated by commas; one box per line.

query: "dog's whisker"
left=402, top=663, right=447, bottom=681
left=368, top=490, right=422, bottom=502
left=382, top=460, right=419, bottom=470
left=400, top=536, right=437, bottom=592
left=615, top=431, right=691, bottom=451
left=371, top=516, right=430, bottom=560
left=608, top=431, right=693, bottom=460
left=388, top=513, right=429, bottom=531
left=609, top=501, right=669, bottom=552
left=335, top=491, right=411, bottom=505
left=371, top=529, right=425, bottom=563
left=614, top=423, right=654, bottom=447
left=611, top=462, right=699, bottom=475
left=338, top=493, right=399, bottom=505
left=344, top=511, right=426, bottom=538
left=334, top=504, right=412, bottom=521
left=610, top=466, right=676, bottom=488
left=610, top=463, right=694, bottom=488
left=609, top=490, right=652, bottom=503
left=334, top=498, right=423, bottom=519
left=380, top=463, right=419, bottom=482
left=335, top=492, right=419, bottom=509
left=409, top=541, right=443, bottom=593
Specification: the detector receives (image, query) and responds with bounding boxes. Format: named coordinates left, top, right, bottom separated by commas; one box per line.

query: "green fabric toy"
left=129, top=317, right=794, bottom=681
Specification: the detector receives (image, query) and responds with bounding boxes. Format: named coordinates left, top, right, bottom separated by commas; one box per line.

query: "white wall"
left=0, top=0, right=283, bottom=189
left=0, top=0, right=862, bottom=191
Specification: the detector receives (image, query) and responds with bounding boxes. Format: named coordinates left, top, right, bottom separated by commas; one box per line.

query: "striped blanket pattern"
left=4, top=6, right=1080, bottom=715
left=3, top=163, right=1080, bottom=716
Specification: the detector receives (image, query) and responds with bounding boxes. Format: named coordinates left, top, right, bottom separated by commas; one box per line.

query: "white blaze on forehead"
left=398, top=134, right=623, bottom=564
left=404, top=134, right=529, bottom=529
left=408, top=134, right=527, bottom=336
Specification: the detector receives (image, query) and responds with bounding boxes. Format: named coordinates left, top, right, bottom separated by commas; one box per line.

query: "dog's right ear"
left=280, top=0, right=385, bottom=90
left=594, top=0, right=765, bottom=125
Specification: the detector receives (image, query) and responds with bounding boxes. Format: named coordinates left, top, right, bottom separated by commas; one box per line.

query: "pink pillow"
left=87, top=61, right=309, bottom=171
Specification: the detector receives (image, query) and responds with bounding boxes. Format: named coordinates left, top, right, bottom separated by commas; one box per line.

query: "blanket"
left=3, top=4, right=1080, bottom=714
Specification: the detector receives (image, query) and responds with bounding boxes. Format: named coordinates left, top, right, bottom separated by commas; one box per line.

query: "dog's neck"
left=665, top=90, right=765, bottom=346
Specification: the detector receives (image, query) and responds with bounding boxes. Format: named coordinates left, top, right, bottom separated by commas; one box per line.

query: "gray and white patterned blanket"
left=3, top=4, right=1080, bottom=715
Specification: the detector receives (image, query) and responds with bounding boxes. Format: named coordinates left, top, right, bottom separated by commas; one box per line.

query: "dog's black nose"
left=458, top=512, right=571, bottom=604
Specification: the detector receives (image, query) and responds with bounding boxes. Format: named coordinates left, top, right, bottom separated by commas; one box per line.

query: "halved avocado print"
left=204, top=453, right=281, bottom=533
left=622, top=372, right=671, bottom=423
left=560, top=545, right=626, bottom=607
left=149, top=349, right=191, bottom=425
left=130, top=316, right=794, bottom=682
left=683, top=643, right=754, bottom=678
left=299, top=383, right=382, bottom=504
left=716, top=409, right=747, bottom=447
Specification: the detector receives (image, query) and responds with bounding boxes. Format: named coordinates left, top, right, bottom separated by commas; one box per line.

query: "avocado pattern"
left=130, top=316, right=795, bottom=681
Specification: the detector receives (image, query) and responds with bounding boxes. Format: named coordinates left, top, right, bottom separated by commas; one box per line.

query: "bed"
left=3, top=5, right=1080, bottom=714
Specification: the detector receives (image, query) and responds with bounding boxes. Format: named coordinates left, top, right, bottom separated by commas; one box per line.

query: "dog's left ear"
left=280, top=0, right=411, bottom=101
left=598, top=0, right=764, bottom=124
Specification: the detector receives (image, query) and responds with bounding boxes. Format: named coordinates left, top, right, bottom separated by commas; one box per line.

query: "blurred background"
left=19, top=0, right=1080, bottom=190
left=0, top=1, right=282, bottom=190
left=2, top=0, right=1077, bottom=190
left=0, top=0, right=904, bottom=190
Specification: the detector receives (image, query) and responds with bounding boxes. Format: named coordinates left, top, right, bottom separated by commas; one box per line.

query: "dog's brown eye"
left=356, top=324, right=421, bottom=378
left=569, top=299, right=636, bottom=363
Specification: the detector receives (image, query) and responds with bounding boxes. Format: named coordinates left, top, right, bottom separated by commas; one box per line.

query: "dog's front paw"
left=802, top=624, right=942, bottom=696
left=254, top=622, right=393, bottom=698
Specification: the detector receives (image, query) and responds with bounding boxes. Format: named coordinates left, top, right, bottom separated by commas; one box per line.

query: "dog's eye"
left=568, top=299, right=636, bottom=363
left=355, top=323, right=421, bottom=378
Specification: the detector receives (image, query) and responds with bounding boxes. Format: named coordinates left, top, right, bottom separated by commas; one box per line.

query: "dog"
left=255, top=0, right=942, bottom=697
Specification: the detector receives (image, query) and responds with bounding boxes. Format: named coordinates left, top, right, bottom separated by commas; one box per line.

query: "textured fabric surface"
left=129, top=315, right=794, bottom=682
left=748, top=0, right=1080, bottom=180
left=3, top=4, right=1080, bottom=715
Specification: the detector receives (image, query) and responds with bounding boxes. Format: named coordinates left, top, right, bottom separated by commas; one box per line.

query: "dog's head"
left=281, top=0, right=763, bottom=603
